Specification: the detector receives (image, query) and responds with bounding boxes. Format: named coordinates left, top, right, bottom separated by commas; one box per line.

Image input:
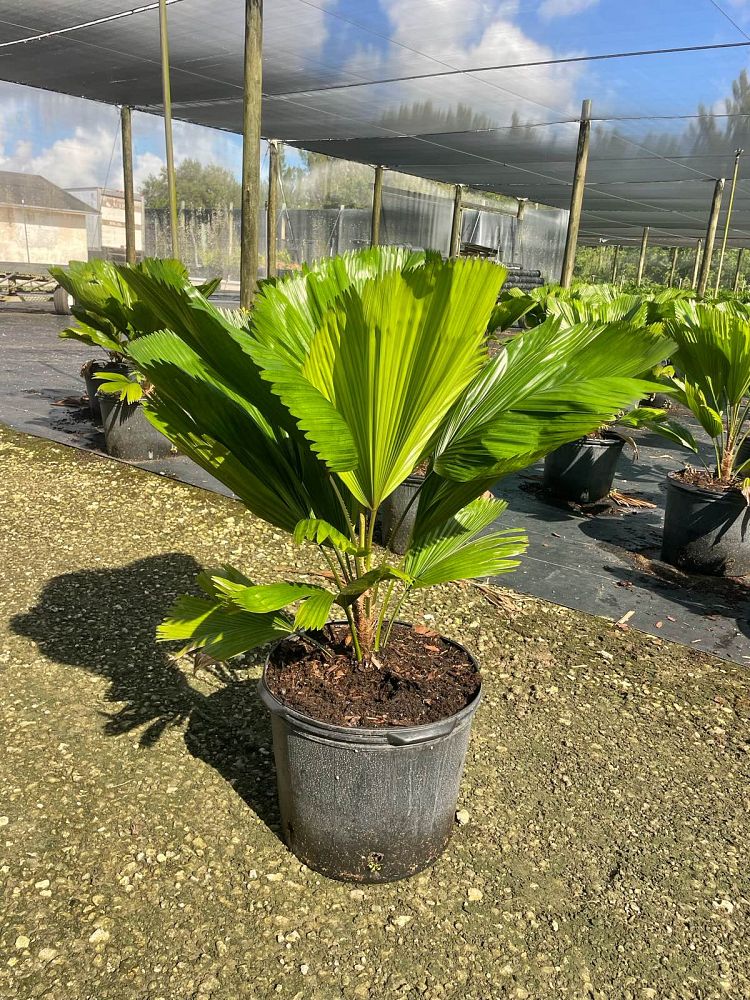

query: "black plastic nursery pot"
left=661, top=474, right=750, bottom=576
left=543, top=432, right=624, bottom=503
left=99, top=393, right=175, bottom=461
left=83, top=360, right=130, bottom=420
left=258, top=633, right=482, bottom=883
left=379, top=473, right=423, bottom=554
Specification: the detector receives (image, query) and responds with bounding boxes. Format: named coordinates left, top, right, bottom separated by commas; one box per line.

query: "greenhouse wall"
left=144, top=196, right=567, bottom=283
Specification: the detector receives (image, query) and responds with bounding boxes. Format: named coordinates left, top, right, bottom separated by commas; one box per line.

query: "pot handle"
left=386, top=718, right=458, bottom=746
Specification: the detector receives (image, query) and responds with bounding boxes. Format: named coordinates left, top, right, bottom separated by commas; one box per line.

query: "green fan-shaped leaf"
left=273, top=258, right=503, bottom=507
left=335, top=566, right=413, bottom=606
left=405, top=496, right=527, bottom=587
left=157, top=595, right=292, bottom=660
left=293, top=518, right=359, bottom=554
left=213, top=580, right=328, bottom=614
left=294, top=590, right=337, bottom=630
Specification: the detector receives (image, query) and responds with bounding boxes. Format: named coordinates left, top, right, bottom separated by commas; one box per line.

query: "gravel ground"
left=1, top=426, right=749, bottom=1000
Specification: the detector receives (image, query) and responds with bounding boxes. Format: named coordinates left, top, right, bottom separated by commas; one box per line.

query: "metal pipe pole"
left=158, top=0, right=179, bottom=258
left=668, top=245, right=678, bottom=287
left=692, top=238, right=702, bottom=288
left=449, top=184, right=463, bottom=258
left=611, top=244, right=620, bottom=283
left=636, top=226, right=649, bottom=286
left=715, top=148, right=743, bottom=292
left=120, top=105, right=137, bottom=265
left=266, top=139, right=279, bottom=278
left=560, top=98, right=592, bottom=287
left=240, top=0, right=263, bottom=308
left=697, top=178, right=725, bottom=296
left=370, top=165, right=383, bottom=247
left=733, top=247, right=745, bottom=292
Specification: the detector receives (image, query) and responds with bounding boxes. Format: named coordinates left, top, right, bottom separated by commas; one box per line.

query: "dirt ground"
left=1, top=425, right=748, bottom=1000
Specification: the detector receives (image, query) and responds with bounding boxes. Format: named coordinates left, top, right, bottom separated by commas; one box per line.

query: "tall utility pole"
left=668, top=245, right=679, bottom=287
left=516, top=197, right=527, bottom=264
left=240, top=0, right=263, bottom=307
left=158, top=0, right=179, bottom=258
left=715, top=148, right=743, bottom=292
left=266, top=139, right=279, bottom=278
left=697, top=178, right=725, bottom=296
left=611, top=244, right=620, bottom=283
left=449, top=184, right=463, bottom=258
left=636, top=226, right=650, bottom=286
left=560, top=98, right=592, bottom=287
left=692, top=238, right=703, bottom=288
left=120, top=106, right=137, bottom=265
left=371, top=165, right=384, bottom=247
left=733, top=247, right=745, bottom=292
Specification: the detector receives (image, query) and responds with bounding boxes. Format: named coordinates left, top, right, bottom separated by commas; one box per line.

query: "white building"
left=0, top=171, right=92, bottom=265
left=66, top=187, right=144, bottom=257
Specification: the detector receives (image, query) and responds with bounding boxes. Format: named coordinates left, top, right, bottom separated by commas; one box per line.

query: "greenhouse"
left=1, top=2, right=749, bottom=998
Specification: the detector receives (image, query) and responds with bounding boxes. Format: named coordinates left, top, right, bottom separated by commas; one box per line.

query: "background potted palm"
left=660, top=302, right=750, bottom=575
left=491, top=288, right=688, bottom=503
left=50, top=259, right=136, bottom=419
left=51, top=258, right=218, bottom=459
left=117, top=248, right=668, bottom=882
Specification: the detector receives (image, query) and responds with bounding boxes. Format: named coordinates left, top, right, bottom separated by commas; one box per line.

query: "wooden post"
left=240, top=0, right=263, bottom=308
left=733, top=247, right=744, bottom=292
left=611, top=244, right=620, bottom=283
left=158, top=0, right=179, bottom=258
left=636, top=226, right=649, bottom=286
left=668, top=246, right=679, bottom=287
left=697, top=178, right=725, bottom=296
left=692, top=239, right=702, bottom=288
left=120, top=106, right=136, bottom=265
left=266, top=139, right=279, bottom=278
left=560, top=98, right=592, bottom=287
left=371, top=165, right=383, bottom=247
left=449, top=184, right=463, bottom=258
left=715, top=148, right=743, bottom=292
left=515, top=198, right=527, bottom=263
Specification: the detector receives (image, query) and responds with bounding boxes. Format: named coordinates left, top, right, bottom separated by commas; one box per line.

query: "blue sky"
left=1, top=0, right=748, bottom=193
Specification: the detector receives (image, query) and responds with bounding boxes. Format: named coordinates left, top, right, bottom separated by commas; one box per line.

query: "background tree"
left=140, top=159, right=242, bottom=208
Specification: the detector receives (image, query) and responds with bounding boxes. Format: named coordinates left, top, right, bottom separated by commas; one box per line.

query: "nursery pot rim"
left=259, top=622, right=482, bottom=745
left=573, top=430, right=623, bottom=448
left=666, top=470, right=747, bottom=505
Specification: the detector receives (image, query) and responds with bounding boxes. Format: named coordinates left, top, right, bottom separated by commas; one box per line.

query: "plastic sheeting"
left=3, top=0, right=750, bottom=246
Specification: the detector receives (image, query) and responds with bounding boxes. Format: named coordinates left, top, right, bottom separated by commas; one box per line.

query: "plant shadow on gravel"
left=10, top=554, right=282, bottom=835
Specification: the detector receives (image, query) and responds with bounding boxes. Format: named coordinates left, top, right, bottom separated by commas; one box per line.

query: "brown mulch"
left=265, top=624, right=480, bottom=728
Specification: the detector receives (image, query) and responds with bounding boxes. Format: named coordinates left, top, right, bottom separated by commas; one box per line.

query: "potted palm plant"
left=51, top=259, right=218, bottom=459
left=50, top=260, right=136, bottom=418
left=660, top=304, right=750, bottom=575
left=118, top=249, right=668, bottom=882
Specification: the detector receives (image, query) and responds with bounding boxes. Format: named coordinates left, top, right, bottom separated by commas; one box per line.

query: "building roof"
left=0, top=171, right=94, bottom=214
left=1, top=1, right=750, bottom=246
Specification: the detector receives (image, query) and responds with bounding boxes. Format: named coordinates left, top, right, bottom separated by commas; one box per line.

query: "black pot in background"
left=543, top=432, right=625, bottom=503
left=661, top=474, right=750, bottom=576
left=259, top=634, right=482, bottom=883
left=82, top=359, right=129, bottom=420
left=380, top=473, right=423, bottom=554
left=99, top=393, right=175, bottom=461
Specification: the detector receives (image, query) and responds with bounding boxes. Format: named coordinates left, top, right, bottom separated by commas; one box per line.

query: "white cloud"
left=336, top=0, right=584, bottom=132
left=0, top=81, right=244, bottom=194
left=538, top=0, right=599, bottom=19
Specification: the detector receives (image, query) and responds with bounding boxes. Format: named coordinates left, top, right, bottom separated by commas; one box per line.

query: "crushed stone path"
left=0, top=427, right=749, bottom=999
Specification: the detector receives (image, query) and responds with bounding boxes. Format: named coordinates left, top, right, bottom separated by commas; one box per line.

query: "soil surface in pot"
left=673, top=466, right=745, bottom=495
left=266, top=624, right=480, bottom=728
